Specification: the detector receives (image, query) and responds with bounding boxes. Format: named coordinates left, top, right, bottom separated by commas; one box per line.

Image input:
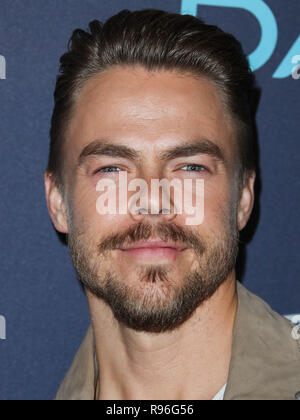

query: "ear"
left=237, top=171, right=256, bottom=231
left=44, top=172, right=69, bottom=234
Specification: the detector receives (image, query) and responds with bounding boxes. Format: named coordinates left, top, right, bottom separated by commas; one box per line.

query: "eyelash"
left=95, top=165, right=208, bottom=174
left=181, top=164, right=208, bottom=172
left=96, top=166, right=122, bottom=173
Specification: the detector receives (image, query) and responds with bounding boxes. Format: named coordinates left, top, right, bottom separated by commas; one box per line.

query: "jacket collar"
left=56, top=282, right=300, bottom=400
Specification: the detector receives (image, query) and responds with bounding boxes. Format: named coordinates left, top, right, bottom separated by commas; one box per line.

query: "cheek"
left=68, top=180, right=103, bottom=238
left=73, top=185, right=97, bottom=219
left=70, top=178, right=132, bottom=235
left=202, top=180, right=232, bottom=227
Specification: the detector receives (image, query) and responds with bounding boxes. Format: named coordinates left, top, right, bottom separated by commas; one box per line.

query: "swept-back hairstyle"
left=47, top=9, right=257, bottom=194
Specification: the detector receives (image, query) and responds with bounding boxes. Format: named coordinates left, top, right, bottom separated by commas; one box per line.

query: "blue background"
left=0, top=0, right=299, bottom=400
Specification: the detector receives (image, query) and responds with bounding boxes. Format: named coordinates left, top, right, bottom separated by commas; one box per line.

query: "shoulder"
left=237, top=282, right=300, bottom=357
left=225, top=282, right=300, bottom=400
left=55, top=326, right=96, bottom=400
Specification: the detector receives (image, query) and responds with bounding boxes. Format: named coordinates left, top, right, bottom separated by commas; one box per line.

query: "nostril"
left=161, top=208, right=171, bottom=214
left=136, top=208, right=148, bottom=215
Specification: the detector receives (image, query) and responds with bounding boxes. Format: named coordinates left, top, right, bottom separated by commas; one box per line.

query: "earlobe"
left=44, top=172, right=69, bottom=234
left=237, top=171, right=256, bottom=231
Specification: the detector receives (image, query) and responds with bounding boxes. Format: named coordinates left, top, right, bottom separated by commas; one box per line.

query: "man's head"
left=44, top=9, right=256, bottom=333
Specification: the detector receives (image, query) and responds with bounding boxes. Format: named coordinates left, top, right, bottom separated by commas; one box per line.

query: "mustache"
left=97, top=222, right=206, bottom=257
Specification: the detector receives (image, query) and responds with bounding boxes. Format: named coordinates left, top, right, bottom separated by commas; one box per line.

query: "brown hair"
left=47, top=9, right=257, bottom=193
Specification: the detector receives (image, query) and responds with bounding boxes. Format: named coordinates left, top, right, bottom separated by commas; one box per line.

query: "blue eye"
left=97, top=166, right=122, bottom=173
left=181, top=164, right=207, bottom=172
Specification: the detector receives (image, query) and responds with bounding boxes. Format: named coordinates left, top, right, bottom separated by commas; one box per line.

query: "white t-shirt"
left=212, top=384, right=227, bottom=400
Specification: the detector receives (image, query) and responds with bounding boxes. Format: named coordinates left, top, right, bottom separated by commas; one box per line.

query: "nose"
left=128, top=177, right=178, bottom=223
left=131, top=207, right=176, bottom=223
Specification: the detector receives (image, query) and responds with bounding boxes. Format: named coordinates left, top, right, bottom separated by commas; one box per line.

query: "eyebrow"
left=158, top=139, right=226, bottom=164
left=78, top=141, right=141, bottom=166
left=78, top=138, right=226, bottom=166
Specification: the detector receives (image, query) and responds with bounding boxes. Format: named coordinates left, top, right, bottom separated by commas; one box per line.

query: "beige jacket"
left=56, top=282, right=300, bottom=400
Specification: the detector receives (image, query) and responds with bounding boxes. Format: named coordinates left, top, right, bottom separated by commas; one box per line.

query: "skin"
left=44, top=65, right=256, bottom=400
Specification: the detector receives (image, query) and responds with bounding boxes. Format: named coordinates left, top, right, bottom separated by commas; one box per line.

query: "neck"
left=86, top=271, right=238, bottom=400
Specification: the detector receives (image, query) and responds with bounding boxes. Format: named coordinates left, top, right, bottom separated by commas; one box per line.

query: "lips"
left=117, top=240, right=189, bottom=262
left=119, top=240, right=187, bottom=252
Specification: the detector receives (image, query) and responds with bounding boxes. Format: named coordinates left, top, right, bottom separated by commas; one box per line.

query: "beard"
left=68, top=211, right=240, bottom=333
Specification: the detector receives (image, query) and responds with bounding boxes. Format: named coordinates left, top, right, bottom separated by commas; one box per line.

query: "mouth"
left=117, top=240, right=188, bottom=261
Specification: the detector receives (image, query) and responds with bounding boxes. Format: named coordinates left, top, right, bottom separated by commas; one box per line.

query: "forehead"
left=65, top=65, right=236, bottom=163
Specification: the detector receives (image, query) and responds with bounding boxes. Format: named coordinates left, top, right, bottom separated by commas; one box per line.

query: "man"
left=44, top=9, right=300, bottom=400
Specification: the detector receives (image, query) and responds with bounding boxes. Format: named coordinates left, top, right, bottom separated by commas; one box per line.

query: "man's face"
left=51, top=66, right=250, bottom=333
